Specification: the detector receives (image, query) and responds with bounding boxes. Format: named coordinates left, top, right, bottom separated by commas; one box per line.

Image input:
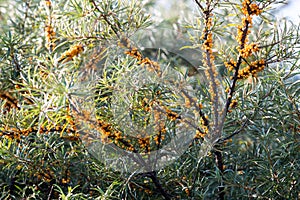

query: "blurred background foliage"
left=0, top=0, right=299, bottom=199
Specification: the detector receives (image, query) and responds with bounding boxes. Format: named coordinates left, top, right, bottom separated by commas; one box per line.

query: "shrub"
left=0, top=0, right=299, bottom=199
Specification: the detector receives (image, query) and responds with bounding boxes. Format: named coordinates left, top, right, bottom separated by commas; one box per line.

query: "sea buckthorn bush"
left=0, top=0, right=299, bottom=199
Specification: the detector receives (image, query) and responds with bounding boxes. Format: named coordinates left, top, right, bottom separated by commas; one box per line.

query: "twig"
left=90, top=0, right=120, bottom=38
left=214, top=147, right=225, bottom=200
left=147, top=171, right=172, bottom=200
left=194, top=0, right=204, bottom=11
left=47, top=185, right=54, bottom=200
left=221, top=6, right=252, bottom=125
left=217, top=119, right=249, bottom=143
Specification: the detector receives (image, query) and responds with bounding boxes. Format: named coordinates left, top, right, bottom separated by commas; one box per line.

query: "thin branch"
left=217, top=119, right=249, bottom=143
left=90, top=0, right=120, bottom=38
left=194, top=0, right=205, bottom=11
left=221, top=15, right=251, bottom=123
left=147, top=171, right=172, bottom=200
left=47, top=185, right=54, bottom=200
left=214, top=148, right=225, bottom=200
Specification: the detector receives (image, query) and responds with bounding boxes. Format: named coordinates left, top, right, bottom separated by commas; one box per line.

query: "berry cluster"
left=45, top=24, right=56, bottom=50
left=45, top=0, right=52, bottom=8
left=44, top=0, right=55, bottom=50
left=122, top=38, right=161, bottom=74
left=224, top=59, right=237, bottom=72
left=237, top=1, right=262, bottom=46
left=239, top=43, right=259, bottom=58
left=241, top=0, right=263, bottom=16
left=195, top=115, right=209, bottom=139
left=229, top=99, right=238, bottom=108
left=225, top=1, right=265, bottom=80
left=58, top=44, right=84, bottom=63
left=0, top=91, right=18, bottom=112
left=237, top=59, right=265, bottom=79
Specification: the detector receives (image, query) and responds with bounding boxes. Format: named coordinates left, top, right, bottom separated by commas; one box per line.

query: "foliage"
left=0, top=0, right=299, bottom=199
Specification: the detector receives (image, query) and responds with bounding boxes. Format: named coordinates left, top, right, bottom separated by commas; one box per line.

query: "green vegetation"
left=0, top=0, right=299, bottom=199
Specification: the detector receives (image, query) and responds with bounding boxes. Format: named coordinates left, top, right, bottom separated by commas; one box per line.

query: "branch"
left=90, top=0, right=120, bottom=38
left=147, top=171, right=172, bottom=200
left=194, top=0, right=204, bottom=11
left=217, top=119, right=248, bottom=143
